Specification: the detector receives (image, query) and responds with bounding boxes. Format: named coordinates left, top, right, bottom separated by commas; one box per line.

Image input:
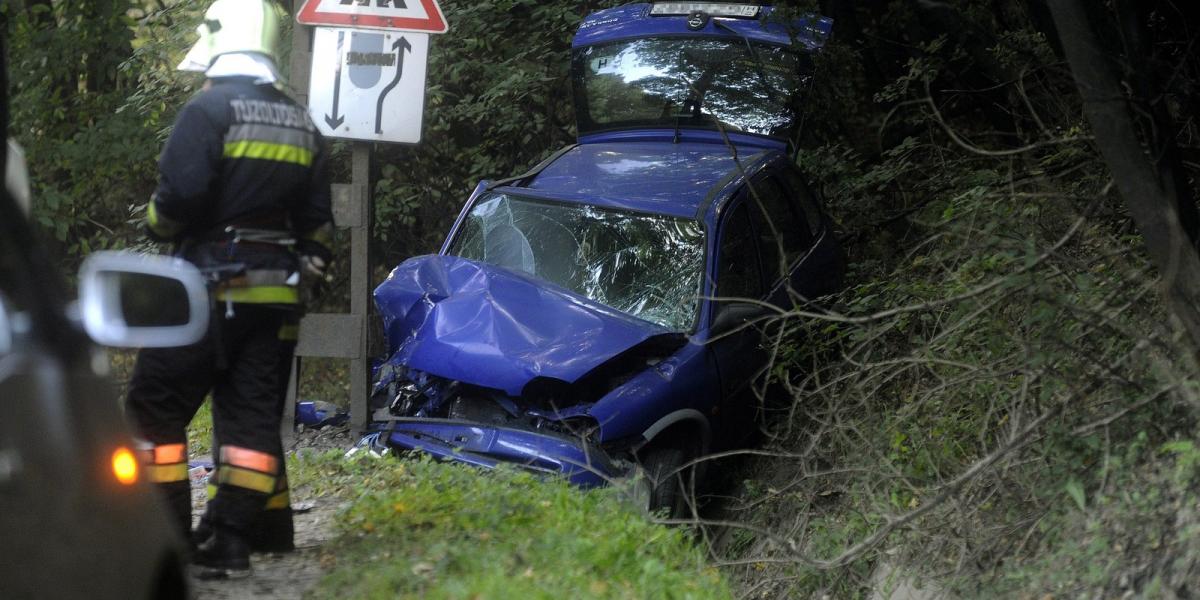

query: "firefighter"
left=125, top=0, right=332, bottom=579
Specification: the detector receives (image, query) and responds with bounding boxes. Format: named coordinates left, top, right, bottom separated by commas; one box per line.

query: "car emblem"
left=687, top=10, right=709, bottom=30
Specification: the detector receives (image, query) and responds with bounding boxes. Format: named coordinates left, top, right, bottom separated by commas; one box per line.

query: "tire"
left=639, top=446, right=691, bottom=519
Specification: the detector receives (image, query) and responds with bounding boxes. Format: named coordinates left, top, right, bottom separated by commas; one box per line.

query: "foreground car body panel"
left=1, top=363, right=185, bottom=599
left=0, top=197, right=187, bottom=597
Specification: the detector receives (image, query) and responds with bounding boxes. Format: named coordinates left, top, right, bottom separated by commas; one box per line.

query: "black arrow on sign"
left=375, top=36, right=412, bottom=135
left=325, top=31, right=347, bottom=130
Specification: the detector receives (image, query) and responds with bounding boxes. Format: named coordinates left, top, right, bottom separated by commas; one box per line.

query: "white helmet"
left=178, top=0, right=284, bottom=72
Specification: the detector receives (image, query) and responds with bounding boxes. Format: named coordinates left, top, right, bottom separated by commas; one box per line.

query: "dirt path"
left=187, top=501, right=343, bottom=599
left=187, top=429, right=351, bottom=599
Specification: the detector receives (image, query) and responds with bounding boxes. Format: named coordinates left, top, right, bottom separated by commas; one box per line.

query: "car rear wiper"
left=674, top=48, right=717, bottom=144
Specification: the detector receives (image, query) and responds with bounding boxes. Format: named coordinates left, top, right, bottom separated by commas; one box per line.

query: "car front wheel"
left=638, top=446, right=693, bottom=519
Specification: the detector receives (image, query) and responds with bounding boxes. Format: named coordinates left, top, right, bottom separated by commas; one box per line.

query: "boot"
left=191, top=513, right=213, bottom=552
left=247, top=507, right=295, bottom=553
left=193, top=508, right=294, bottom=553
left=192, top=528, right=251, bottom=580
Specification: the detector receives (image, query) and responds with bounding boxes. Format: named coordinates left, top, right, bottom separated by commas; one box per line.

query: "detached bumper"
left=372, top=418, right=619, bottom=488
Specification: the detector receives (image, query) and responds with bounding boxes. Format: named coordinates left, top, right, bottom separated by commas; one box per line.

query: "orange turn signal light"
left=112, top=447, right=138, bottom=485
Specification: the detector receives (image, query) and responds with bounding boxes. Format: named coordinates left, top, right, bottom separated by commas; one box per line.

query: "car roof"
left=515, top=141, right=773, bottom=220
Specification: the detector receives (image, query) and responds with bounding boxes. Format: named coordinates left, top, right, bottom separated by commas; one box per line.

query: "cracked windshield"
left=573, top=36, right=807, bottom=137
left=449, top=193, right=705, bottom=331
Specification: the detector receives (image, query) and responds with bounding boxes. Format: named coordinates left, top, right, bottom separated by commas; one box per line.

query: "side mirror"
left=78, top=252, right=210, bottom=348
left=711, top=301, right=772, bottom=336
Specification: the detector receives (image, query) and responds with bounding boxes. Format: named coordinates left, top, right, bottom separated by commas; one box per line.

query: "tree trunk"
left=1047, top=0, right=1200, bottom=364
left=819, top=0, right=885, bottom=94
left=1112, top=0, right=1200, bottom=251
left=81, top=0, right=133, bottom=93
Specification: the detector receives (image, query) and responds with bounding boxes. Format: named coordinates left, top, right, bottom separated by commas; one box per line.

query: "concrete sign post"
left=308, top=27, right=430, bottom=144
left=287, top=0, right=447, bottom=438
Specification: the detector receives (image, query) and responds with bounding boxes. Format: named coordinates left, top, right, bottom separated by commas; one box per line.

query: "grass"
left=186, top=400, right=214, bottom=457
left=289, top=451, right=732, bottom=600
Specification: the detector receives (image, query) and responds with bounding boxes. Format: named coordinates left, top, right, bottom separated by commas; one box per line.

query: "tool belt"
left=213, top=269, right=300, bottom=305
left=184, top=227, right=302, bottom=307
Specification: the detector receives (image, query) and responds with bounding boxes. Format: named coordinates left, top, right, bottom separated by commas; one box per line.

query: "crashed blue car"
left=364, top=2, right=844, bottom=514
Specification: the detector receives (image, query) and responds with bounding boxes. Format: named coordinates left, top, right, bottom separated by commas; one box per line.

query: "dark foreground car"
left=0, top=192, right=212, bottom=598
left=363, top=2, right=844, bottom=513
left=0, top=40, right=210, bottom=596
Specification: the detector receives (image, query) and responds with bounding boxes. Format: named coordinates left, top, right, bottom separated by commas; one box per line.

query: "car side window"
left=745, top=177, right=808, bottom=283
left=717, top=203, right=763, bottom=301
left=781, top=168, right=823, bottom=238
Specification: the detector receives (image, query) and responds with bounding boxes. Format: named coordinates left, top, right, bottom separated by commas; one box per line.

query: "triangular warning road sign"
left=297, top=0, right=448, bottom=34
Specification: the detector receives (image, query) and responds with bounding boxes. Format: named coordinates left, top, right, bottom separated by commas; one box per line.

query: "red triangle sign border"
left=297, top=0, right=449, bottom=34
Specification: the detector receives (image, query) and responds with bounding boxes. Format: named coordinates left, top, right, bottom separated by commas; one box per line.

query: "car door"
left=707, top=200, right=770, bottom=444
left=709, top=169, right=827, bottom=440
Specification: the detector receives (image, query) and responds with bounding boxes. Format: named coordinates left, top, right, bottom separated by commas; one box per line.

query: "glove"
left=296, top=238, right=333, bottom=281
left=301, top=254, right=328, bottom=279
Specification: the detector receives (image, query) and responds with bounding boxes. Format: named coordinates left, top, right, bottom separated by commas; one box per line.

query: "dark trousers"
left=126, top=304, right=297, bottom=539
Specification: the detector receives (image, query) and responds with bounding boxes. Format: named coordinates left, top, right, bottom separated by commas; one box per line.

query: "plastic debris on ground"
left=189, top=460, right=214, bottom=483
left=295, top=400, right=349, bottom=428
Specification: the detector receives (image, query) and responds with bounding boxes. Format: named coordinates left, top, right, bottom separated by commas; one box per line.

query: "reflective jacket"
left=148, top=77, right=333, bottom=305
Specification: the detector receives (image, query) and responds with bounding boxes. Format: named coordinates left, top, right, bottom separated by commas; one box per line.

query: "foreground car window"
left=450, top=193, right=705, bottom=331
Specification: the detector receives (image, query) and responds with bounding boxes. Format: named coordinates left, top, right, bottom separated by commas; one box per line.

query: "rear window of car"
left=449, top=192, right=706, bottom=331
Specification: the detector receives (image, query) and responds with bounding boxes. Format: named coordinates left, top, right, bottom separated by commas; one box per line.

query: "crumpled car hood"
left=374, top=255, right=677, bottom=396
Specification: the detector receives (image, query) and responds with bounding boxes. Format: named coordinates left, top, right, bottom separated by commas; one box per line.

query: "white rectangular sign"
left=307, top=27, right=429, bottom=144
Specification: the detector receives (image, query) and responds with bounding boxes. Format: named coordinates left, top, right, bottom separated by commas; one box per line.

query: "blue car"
left=364, top=2, right=844, bottom=514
